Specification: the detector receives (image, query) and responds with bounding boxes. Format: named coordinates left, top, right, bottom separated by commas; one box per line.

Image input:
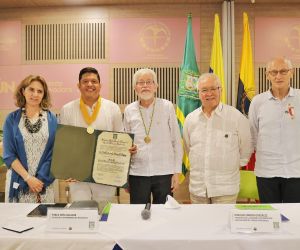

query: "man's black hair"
left=79, top=67, right=100, bottom=82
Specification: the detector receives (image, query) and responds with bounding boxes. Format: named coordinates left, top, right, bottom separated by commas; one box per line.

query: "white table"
left=0, top=203, right=115, bottom=250
left=102, top=203, right=300, bottom=250
left=1, top=203, right=300, bottom=250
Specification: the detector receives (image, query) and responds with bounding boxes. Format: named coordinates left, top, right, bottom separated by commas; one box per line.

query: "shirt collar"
left=199, top=103, right=223, bottom=118
left=82, top=97, right=101, bottom=111
left=267, top=87, right=294, bottom=100
left=138, top=98, right=156, bottom=109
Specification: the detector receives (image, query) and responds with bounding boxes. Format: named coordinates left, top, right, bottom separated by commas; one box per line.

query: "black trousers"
left=128, top=175, right=172, bottom=204
left=256, top=176, right=300, bottom=203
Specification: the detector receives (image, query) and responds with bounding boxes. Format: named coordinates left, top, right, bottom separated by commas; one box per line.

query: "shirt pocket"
left=215, top=130, right=238, bottom=152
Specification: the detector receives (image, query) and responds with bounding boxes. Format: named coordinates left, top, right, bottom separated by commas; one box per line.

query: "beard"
left=138, top=92, right=154, bottom=101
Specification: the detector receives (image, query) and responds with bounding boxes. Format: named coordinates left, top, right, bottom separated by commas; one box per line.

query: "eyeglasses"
left=136, top=80, right=154, bottom=86
left=200, top=86, right=221, bottom=94
left=268, top=69, right=290, bottom=76
left=80, top=79, right=100, bottom=85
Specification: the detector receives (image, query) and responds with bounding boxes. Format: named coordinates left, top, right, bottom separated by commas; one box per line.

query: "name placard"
left=231, top=206, right=281, bottom=233
left=46, top=208, right=99, bottom=233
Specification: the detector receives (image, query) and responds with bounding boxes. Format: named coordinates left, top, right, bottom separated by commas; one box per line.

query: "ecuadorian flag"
left=237, top=12, right=256, bottom=171
left=209, top=14, right=226, bottom=103
left=236, top=12, right=255, bottom=116
left=176, top=14, right=200, bottom=182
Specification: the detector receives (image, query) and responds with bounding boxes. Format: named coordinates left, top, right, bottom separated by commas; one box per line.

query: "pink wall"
left=0, top=17, right=200, bottom=111
left=0, top=64, right=109, bottom=110
left=0, top=21, right=21, bottom=66
left=110, top=17, right=200, bottom=63
left=255, top=17, right=300, bottom=63
left=0, top=22, right=112, bottom=111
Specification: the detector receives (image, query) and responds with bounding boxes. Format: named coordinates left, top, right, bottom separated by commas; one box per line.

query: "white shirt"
left=59, top=97, right=123, bottom=199
left=183, top=103, right=252, bottom=197
left=124, top=98, right=183, bottom=176
left=249, top=88, right=300, bottom=178
left=60, top=98, right=123, bottom=132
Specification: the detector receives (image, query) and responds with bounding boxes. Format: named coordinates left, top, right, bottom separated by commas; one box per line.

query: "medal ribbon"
left=80, top=97, right=101, bottom=125
left=138, top=98, right=156, bottom=140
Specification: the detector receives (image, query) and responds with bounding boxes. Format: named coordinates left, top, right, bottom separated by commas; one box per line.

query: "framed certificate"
left=50, top=124, right=133, bottom=188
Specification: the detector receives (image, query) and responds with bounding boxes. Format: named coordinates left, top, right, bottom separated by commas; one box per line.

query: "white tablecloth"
left=0, top=203, right=115, bottom=250
left=102, top=203, right=300, bottom=250
left=1, top=203, right=300, bottom=250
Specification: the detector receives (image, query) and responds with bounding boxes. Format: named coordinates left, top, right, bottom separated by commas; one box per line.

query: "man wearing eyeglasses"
left=123, top=68, right=183, bottom=204
left=183, top=73, right=252, bottom=204
left=249, top=57, right=300, bottom=203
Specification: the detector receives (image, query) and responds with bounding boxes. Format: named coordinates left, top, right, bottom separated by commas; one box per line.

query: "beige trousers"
left=190, top=192, right=238, bottom=204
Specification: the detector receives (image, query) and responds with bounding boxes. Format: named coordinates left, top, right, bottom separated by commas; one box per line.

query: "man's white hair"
left=266, top=57, right=293, bottom=71
left=132, top=68, right=158, bottom=87
left=197, top=73, right=221, bottom=90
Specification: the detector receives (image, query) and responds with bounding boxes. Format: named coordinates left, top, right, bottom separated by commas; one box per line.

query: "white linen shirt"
left=249, top=88, right=300, bottom=178
left=124, top=98, right=183, bottom=176
left=183, top=103, right=252, bottom=198
left=59, top=97, right=123, bottom=199
left=60, top=98, right=123, bottom=132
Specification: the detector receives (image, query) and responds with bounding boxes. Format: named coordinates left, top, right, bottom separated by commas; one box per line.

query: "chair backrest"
left=0, top=141, right=4, bottom=167
left=238, top=170, right=259, bottom=200
left=0, top=166, right=7, bottom=202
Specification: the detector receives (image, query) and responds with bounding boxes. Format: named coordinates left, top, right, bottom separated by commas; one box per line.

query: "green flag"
left=176, top=13, right=200, bottom=182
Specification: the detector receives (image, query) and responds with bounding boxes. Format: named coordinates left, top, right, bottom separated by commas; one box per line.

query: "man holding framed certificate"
left=59, top=67, right=136, bottom=202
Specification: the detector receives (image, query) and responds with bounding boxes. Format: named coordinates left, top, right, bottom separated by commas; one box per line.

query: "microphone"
left=141, top=202, right=151, bottom=220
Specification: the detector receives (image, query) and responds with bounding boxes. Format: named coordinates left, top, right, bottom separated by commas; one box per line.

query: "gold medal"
left=87, top=126, right=94, bottom=134
left=144, top=135, right=151, bottom=144
left=138, top=99, right=156, bottom=145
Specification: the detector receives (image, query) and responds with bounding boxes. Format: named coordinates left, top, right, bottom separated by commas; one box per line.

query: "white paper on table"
left=164, top=195, right=181, bottom=209
left=230, top=208, right=281, bottom=233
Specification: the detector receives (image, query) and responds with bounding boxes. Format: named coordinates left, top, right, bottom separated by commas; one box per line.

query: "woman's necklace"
left=23, top=109, right=43, bottom=133
left=138, top=99, right=156, bottom=144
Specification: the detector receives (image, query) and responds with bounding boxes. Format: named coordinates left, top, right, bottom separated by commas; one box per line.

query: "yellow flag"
left=209, top=14, right=226, bottom=103
left=237, top=12, right=256, bottom=115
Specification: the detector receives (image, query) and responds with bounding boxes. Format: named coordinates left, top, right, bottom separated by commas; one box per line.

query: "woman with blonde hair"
left=3, top=75, right=57, bottom=203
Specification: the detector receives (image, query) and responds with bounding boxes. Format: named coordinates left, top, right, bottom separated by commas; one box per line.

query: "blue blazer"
left=3, top=109, right=57, bottom=201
